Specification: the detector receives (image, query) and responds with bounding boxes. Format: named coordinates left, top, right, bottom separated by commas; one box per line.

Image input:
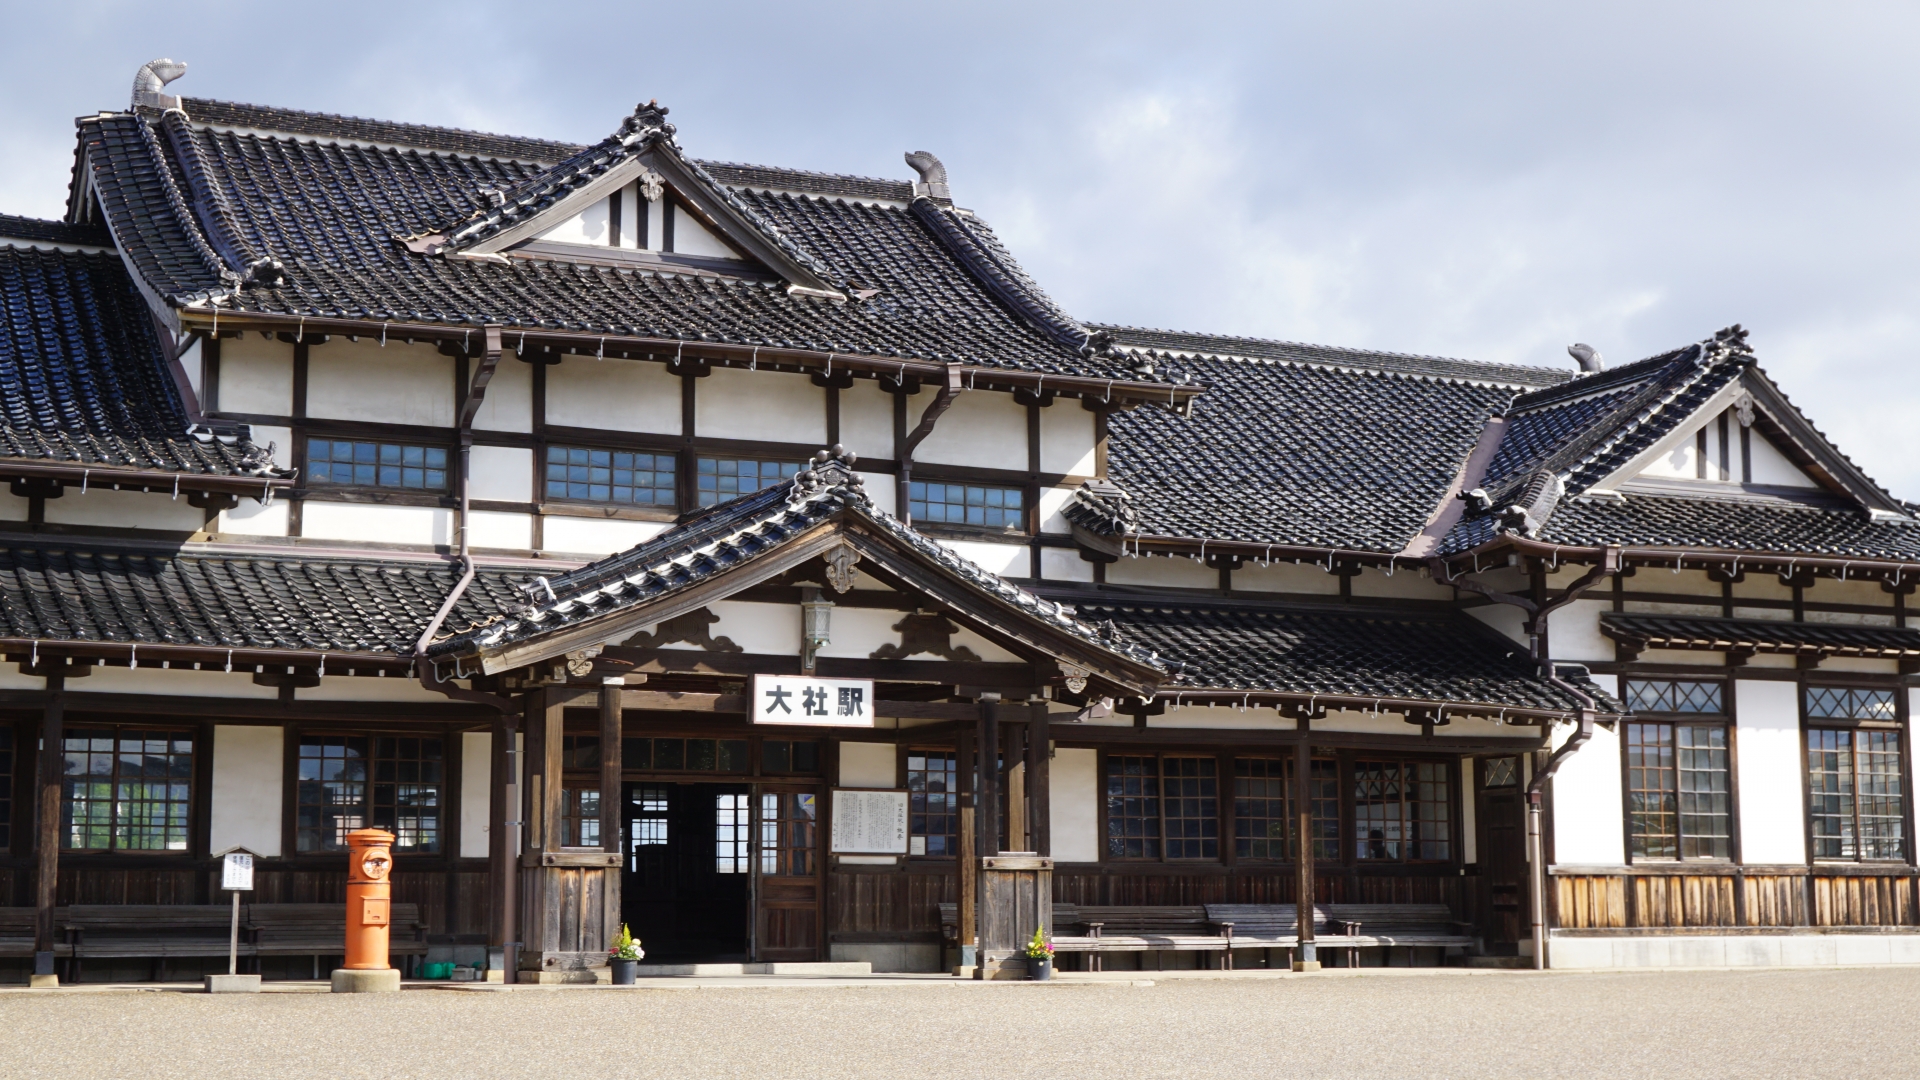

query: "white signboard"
left=751, top=674, right=875, bottom=727
left=831, top=789, right=909, bottom=854
left=220, top=851, right=255, bottom=892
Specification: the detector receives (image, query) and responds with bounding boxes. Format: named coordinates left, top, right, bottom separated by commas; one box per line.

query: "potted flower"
left=1024, top=926, right=1054, bottom=982
left=609, top=924, right=645, bottom=984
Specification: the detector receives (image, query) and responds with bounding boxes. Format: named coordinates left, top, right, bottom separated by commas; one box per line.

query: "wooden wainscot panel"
left=1812, top=873, right=1918, bottom=927
left=1553, top=875, right=1627, bottom=930
left=830, top=866, right=954, bottom=937
left=1742, top=874, right=1807, bottom=927
left=1630, top=873, right=1737, bottom=928
left=57, top=866, right=198, bottom=906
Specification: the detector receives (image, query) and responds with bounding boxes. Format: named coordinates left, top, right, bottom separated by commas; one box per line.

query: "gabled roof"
left=1600, top=612, right=1920, bottom=660
left=429, top=452, right=1171, bottom=690
left=0, top=238, right=284, bottom=480
left=71, top=99, right=1170, bottom=391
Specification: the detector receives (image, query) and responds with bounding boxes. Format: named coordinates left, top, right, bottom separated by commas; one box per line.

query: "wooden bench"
left=0, top=908, right=71, bottom=958
left=941, top=903, right=1233, bottom=971
left=1205, top=903, right=1474, bottom=967
left=64, top=905, right=249, bottom=981
left=248, top=903, right=429, bottom=978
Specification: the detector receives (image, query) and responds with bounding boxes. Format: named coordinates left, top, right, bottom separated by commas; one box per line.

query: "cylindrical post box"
left=344, top=828, right=395, bottom=971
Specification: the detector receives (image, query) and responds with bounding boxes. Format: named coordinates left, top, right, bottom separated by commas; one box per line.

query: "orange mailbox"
left=344, top=828, right=395, bottom=971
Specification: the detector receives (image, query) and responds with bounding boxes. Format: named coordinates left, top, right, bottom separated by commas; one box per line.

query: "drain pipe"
left=896, top=363, right=964, bottom=525
left=411, top=325, right=502, bottom=672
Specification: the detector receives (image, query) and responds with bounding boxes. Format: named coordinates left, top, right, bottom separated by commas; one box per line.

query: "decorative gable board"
left=1630, top=405, right=1821, bottom=490
left=532, top=180, right=741, bottom=262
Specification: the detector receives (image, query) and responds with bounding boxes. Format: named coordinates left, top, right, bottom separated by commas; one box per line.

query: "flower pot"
left=1029, top=957, right=1052, bottom=982
left=610, top=958, right=639, bottom=985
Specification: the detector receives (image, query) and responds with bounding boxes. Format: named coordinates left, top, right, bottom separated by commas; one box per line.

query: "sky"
left=3, top=2, right=1919, bottom=493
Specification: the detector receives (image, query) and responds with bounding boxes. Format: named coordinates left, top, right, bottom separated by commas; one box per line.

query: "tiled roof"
left=76, top=103, right=1161, bottom=385
left=0, top=244, right=282, bottom=477
left=0, top=214, right=111, bottom=248
left=1600, top=612, right=1920, bottom=658
left=181, top=97, right=581, bottom=163
left=1078, top=599, right=1617, bottom=714
left=1095, top=324, right=1569, bottom=388
left=1447, top=492, right=1920, bottom=560
left=1079, top=350, right=1518, bottom=552
left=0, top=541, right=526, bottom=654
left=433, top=460, right=1168, bottom=676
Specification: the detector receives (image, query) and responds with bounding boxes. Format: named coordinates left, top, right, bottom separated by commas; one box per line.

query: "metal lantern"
left=800, top=587, right=833, bottom=672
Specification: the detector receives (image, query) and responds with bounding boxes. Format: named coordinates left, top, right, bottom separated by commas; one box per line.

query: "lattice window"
left=1353, top=760, right=1451, bottom=861
left=1626, top=723, right=1677, bottom=859
left=1805, top=687, right=1898, bottom=722
left=761, top=739, right=820, bottom=774
left=560, top=788, right=601, bottom=847
left=621, top=737, right=748, bottom=772
left=1809, top=729, right=1906, bottom=861
left=1233, top=758, right=1287, bottom=860
left=758, top=792, right=816, bottom=876
left=716, top=793, right=751, bottom=873
left=631, top=785, right=669, bottom=854
left=1626, top=723, right=1732, bottom=860
left=1162, top=757, right=1219, bottom=859
left=1626, top=679, right=1724, bottom=715
left=297, top=735, right=442, bottom=854
left=1483, top=757, right=1518, bottom=788
left=696, top=457, right=800, bottom=506
left=62, top=728, right=193, bottom=852
left=545, top=446, right=675, bottom=506
left=1105, top=755, right=1161, bottom=859
left=308, top=438, right=448, bottom=490
left=908, top=481, right=1026, bottom=530
left=907, top=751, right=959, bottom=856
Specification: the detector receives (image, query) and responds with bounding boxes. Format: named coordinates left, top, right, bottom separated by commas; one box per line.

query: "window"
left=631, top=785, right=669, bottom=850
left=545, top=446, right=675, bottom=507
left=62, top=728, right=193, bottom=851
left=1162, top=758, right=1219, bottom=859
left=622, top=737, right=748, bottom=772
left=1105, top=755, right=1161, bottom=859
left=1353, top=760, right=1451, bottom=861
left=296, top=735, right=443, bottom=854
left=697, top=457, right=799, bottom=506
left=908, top=751, right=959, bottom=856
left=909, top=481, right=1025, bottom=530
left=1232, top=757, right=1338, bottom=861
left=761, top=739, right=820, bottom=774
left=1483, top=758, right=1518, bottom=788
left=560, top=788, right=600, bottom=847
left=1626, top=679, right=1723, bottom=715
left=758, top=792, right=816, bottom=876
left=1625, top=724, right=1731, bottom=859
left=561, top=735, right=600, bottom=770
left=1804, top=686, right=1903, bottom=862
left=716, top=793, right=751, bottom=873
left=308, top=438, right=447, bottom=490
left=1104, top=755, right=1219, bottom=860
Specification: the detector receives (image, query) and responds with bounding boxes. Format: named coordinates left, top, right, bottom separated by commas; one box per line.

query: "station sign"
left=750, top=675, right=875, bottom=727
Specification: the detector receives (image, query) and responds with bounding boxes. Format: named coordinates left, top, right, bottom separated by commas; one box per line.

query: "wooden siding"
left=1554, top=870, right=1920, bottom=930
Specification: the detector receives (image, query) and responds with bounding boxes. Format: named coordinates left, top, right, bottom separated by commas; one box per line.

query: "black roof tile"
left=1600, top=612, right=1920, bottom=657
left=0, top=214, right=111, bottom=248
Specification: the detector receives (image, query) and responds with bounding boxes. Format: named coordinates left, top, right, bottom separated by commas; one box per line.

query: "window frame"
left=1800, top=681, right=1911, bottom=865
left=906, top=479, right=1030, bottom=534
left=1350, top=756, right=1456, bottom=864
left=59, top=724, right=197, bottom=854
left=305, top=436, right=452, bottom=493
left=543, top=444, right=677, bottom=509
left=1618, top=677, right=1738, bottom=865
left=903, top=747, right=960, bottom=859
left=290, top=730, right=450, bottom=858
left=1230, top=754, right=1340, bottom=863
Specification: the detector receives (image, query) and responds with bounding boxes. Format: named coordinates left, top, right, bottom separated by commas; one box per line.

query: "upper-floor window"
left=909, top=481, right=1025, bottom=530
left=296, top=734, right=443, bottom=854
left=1623, top=679, right=1732, bottom=861
left=1805, top=686, right=1904, bottom=862
left=697, top=456, right=799, bottom=506
left=62, top=727, right=194, bottom=851
left=545, top=446, right=675, bottom=507
left=308, top=438, right=448, bottom=491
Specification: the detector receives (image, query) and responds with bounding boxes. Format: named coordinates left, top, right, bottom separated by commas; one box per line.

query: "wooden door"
left=754, top=786, right=821, bottom=962
left=1477, top=758, right=1525, bottom=952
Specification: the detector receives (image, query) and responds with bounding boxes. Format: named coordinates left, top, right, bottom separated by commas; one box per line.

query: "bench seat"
left=67, top=905, right=247, bottom=959
left=248, top=903, right=429, bottom=957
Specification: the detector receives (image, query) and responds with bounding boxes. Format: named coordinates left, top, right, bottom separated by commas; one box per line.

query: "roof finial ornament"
left=789, top=445, right=866, bottom=504
left=1567, top=342, right=1604, bottom=374
left=905, top=151, right=951, bottom=203
left=132, top=58, right=188, bottom=112
left=616, top=99, right=676, bottom=147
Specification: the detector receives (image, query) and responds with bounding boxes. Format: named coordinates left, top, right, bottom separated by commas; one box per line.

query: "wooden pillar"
left=489, top=703, right=520, bottom=982
left=979, top=699, right=1001, bottom=858
left=598, top=678, right=623, bottom=948
left=1293, top=732, right=1319, bottom=971
left=956, top=723, right=976, bottom=974
left=543, top=689, right=565, bottom=851
left=32, top=671, right=64, bottom=984
left=1026, top=701, right=1050, bottom=857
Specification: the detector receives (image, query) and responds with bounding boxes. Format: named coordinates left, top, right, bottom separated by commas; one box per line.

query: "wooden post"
left=1293, top=733, right=1319, bottom=971
left=1026, top=701, right=1050, bottom=857
left=979, top=698, right=1001, bottom=858
left=956, top=725, right=976, bottom=975
left=489, top=703, right=519, bottom=982
left=544, top=690, right=565, bottom=851
left=598, top=677, right=624, bottom=948
left=33, top=670, right=65, bottom=986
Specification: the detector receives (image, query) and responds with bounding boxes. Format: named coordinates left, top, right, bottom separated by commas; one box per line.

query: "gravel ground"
left=2, top=967, right=1914, bottom=1079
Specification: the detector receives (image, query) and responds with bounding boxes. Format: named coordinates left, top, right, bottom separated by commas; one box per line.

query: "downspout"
left=896, top=363, right=965, bottom=525
left=1432, top=545, right=1621, bottom=970
left=411, top=326, right=502, bottom=678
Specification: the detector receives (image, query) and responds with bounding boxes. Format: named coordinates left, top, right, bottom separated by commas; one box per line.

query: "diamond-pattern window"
left=1805, top=687, right=1898, bottom=722
left=1626, top=679, right=1723, bottom=715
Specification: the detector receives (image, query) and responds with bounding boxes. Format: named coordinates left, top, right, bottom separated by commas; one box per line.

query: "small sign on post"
left=207, top=847, right=260, bottom=993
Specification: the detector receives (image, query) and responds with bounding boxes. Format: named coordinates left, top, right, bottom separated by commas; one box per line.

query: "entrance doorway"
left=1475, top=757, right=1525, bottom=953
left=622, top=781, right=753, bottom=961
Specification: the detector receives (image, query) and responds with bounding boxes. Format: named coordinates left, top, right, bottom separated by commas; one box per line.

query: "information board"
left=830, top=789, right=909, bottom=854
left=220, top=851, right=255, bottom=892
left=751, top=674, right=876, bottom=727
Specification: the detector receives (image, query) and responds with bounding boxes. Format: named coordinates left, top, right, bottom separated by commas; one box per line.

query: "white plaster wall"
left=839, top=381, right=895, bottom=461
left=537, top=195, right=610, bottom=245
left=210, top=724, right=283, bottom=857
left=1310, top=710, right=1413, bottom=734
left=695, top=368, right=825, bottom=447
left=1806, top=578, right=1896, bottom=609
left=541, top=516, right=667, bottom=556
left=1038, top=406, right=1096, bottom=477
left=1818, top=656, right=1899, bottom=673
left=1732, top=574, right=1795, bottom=601
left=1461, top=758, right=1477, bottom=863
left=1467, top=603, right=1529, bottom=647
left=1231, top=560, right=1342, bottom=595
left=939, top=538, right=1029, bottom=578
left=1804, top=611, right=1897, bottom=628
left=1104, top=554, right=1218, bottom=590
left=468, top=511, right=533, bottom=551
left=914, top=391, right=1027, bottom=471
left=1736, top=679, right=1809, bottom=864
left=818, top=607, right=914, bottom=660
left=1350, top=568, right=1455, bottom=601
left=1037, top=486, right=1074, bottom=535
left=856, top=472, right=896, bottom=517
left=303, top=502, right=453, bottom=547
left=474, top=355, right=533, bottom=433
left=545, top=357, right=681, bottom=434
left=179, top=338, right=204, bottom=404
left=699, top=600, right=802, bottom=655
left=1051, top=748, right=1099, bottom=863
left=1550, top=676, right=1626, bottom=866
left=218, top=499, right=290, bottom=537
left=82, top=665, right=278, bottom=698
left=1749, top=431, right=1819, bottom=488
left=838, top=742, right=896, bottom=788
left=1151, top=706, right=1288, bottom=730
left=45, top=488, right=206, bottom=531
left=671, top=210, right=738, bottom=260
left=0, top=490, right=28, bottom=521
left=298, top=674, right=457, bottom=702
left=307, top=338, right=454, bottom=427
left=219, top=335, right=292, bottom=415
left=947, top=625, right=1020, bottom=663
left=1548, top=599, right=1615, bottom=663
left=469, top=445, right=533, bottom=503
left=462, top=732, right=491, bottom=859
left=1039, top=547, right=1095, bottom=583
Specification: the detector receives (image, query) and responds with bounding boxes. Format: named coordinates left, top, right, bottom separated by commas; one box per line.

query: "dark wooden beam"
left=0, top=690, right=499, bottom=724
left=597, top=648, right=1054, bottom=687
left=32, top=671, right=63, bottom=983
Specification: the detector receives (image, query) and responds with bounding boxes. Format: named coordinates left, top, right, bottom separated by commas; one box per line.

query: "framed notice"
left=751, top=674, right=875, bottom=727
left=220, top=851, right=255, bottom=892
left=831, top=789, right=909, bottom=854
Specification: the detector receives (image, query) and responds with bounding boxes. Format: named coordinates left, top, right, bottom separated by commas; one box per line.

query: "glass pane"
left=1104, top=756, right=1160, bottom=859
